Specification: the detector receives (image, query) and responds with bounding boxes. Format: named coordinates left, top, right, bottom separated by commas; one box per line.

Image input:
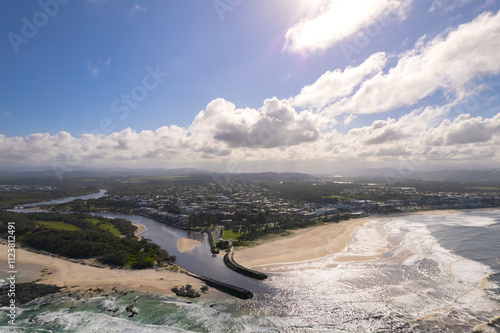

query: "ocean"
left=2, top=209, right=500, bottom=332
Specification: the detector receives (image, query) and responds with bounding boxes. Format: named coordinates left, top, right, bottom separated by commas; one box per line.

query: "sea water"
left=2, top=209, right=500, bottom=332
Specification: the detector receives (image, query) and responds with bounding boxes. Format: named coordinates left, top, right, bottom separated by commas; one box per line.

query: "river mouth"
left=93, top=212, right=270, bottom=295
left=5, top=194, right=500, bottom=331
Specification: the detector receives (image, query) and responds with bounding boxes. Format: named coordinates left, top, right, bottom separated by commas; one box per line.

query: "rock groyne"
left=223, top=248, right=268, bottom=280
left=185, top=272, right=254, bottom=299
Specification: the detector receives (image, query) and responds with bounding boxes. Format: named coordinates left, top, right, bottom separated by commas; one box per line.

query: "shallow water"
left=2, top=209, right=500, bottom=332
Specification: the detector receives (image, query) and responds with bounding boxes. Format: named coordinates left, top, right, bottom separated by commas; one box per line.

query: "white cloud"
left=343, top=114, right=357, bottom=126
left=283, top=0, right=412, bottom=55
left=189, top=97, right=324, bottom=149
left=87, top=60, right=99, bottom=75
left=426, top=113, right=500, bottom=145
left=129, top=4, right=146, bottom=16
left=2, top=103, right=499, bottom=171
left=105, top=57, right=111, bottom=66
left=322, top=9, right=500, bottom=115
left=292, top=52, right=387, bottom=110
left=429, top=0, right=473, bottom=13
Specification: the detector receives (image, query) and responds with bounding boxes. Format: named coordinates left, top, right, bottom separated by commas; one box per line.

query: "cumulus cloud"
left=1, top=109, right=499, bottom=171
left=2, top=11, right=500, bottom=172
left=326, top=10, right=500, bottom=115
left=426, top=113, right=500, bottom=145
left=283, top=0, right=412, bottom=55
left=189, top=97, right=323, bottom=149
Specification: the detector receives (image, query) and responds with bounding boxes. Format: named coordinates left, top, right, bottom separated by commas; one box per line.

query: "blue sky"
left=1, top=0, right=500, bottom=174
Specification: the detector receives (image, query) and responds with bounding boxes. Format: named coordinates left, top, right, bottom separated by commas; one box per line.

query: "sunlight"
left=284, top=0, right=405, bottom=54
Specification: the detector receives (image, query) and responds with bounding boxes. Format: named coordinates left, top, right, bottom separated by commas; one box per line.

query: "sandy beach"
left=233, top=217, right=371, bottom=268
left=176, top=238, right=201, bottom=253
left=0, top=244, right=204, bottom=295
left=233, top=210, right=461, bottom=269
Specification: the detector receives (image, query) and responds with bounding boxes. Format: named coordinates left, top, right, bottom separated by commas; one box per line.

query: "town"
left=92, top=175, right=500, bottom=243
left=2, top=172, right=500, bottom=246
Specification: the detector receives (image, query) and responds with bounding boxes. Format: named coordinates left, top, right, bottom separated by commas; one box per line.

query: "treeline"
left=0, top=183, right=99, bottom=208
left=0, top=211, right=175, bottom=269
left=221, top=211, right=316, bottom=245
left=269, top=183, right=353, bottom=204
left=46, top=198, right=136, bottom=214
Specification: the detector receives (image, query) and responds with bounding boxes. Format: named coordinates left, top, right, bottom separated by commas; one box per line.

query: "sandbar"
left=176, top=238, right=201, bottom=253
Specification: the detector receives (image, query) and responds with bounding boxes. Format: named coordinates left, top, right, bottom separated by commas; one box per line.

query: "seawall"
left=223, top=248, right=268, bottom=280
left=205, top=231, right=220, bottom=254
left=185, top=272, right=254, bottom=299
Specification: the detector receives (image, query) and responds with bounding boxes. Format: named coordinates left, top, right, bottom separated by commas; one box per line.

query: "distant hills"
left=0, top=167, right=313, bottom=182
left=0, top=167, right=499, bottom=183
left=340, top=168, right=500, bottom=182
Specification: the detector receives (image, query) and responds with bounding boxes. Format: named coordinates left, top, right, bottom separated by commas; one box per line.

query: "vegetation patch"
left=0, top=211, right=175, bottom=269
left=221, top=229, right=241, bottom=240
left=35, top=221, right=81, bottom=231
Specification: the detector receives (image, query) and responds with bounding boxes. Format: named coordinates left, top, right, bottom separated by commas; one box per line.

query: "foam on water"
left=2, top=211, right=500, bottom=332
left=251, top=213, right=500, bottom=332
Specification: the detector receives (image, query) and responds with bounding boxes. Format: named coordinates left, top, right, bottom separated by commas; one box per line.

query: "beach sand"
left=176, top=238, right=201, bottom=253
left=233, top=217, right=371, bottom=269
left=132, top=223, right=146, bottom=240
left=233, top=210, right=461, bottom=269
left=0, top=244, right=204, bottom=295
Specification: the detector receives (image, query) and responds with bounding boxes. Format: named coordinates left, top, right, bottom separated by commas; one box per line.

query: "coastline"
left=0, top=244, right=204, bottom=296
left=233, top=209, right=465, bottom=269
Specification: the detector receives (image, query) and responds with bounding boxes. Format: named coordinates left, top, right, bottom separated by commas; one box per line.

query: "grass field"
left=85, top=218, right=121, bottom=236
left=36, top=221, right=81, bottom=231
left=221, top=229, right=241, bottom=240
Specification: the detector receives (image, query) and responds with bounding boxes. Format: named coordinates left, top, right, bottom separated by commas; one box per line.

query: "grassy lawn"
left=221, top=229, right=241, bottom=240
left=85, top=218, right=121, bottom=236
left=36, top=221, right=81, bottom=231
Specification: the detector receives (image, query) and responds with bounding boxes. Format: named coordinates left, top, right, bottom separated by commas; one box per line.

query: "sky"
left=1, top=0, right=500, bottom=175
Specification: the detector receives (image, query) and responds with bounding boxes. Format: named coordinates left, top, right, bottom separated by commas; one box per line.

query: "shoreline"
left=233, top=209, right=479, bottom=269
left=0, top=244, right=205, bottom=296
